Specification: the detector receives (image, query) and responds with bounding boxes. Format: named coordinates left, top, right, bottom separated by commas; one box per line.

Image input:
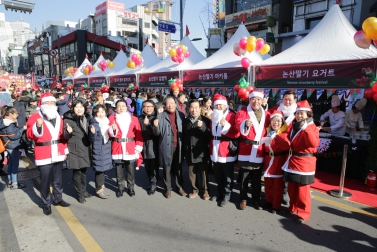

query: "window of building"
left=123, top=31, right=138, bottom=38
left=122, top=18, right=137, bottom=26
left=144, top=22, right=150, bottom=28
left=306, top=16, right=322, bottom=30
left=153, top=4, right=158, bottom=9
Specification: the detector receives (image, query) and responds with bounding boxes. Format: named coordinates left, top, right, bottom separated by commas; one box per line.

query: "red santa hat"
left=270, top=110, right=284, bottom=121
left=296, top=100, right=311, bottom=112
left=249, top=90, right=264, bottom=99
left=213, top=94, right=228, bottom=106
left=38, top=92, right=56, bottom=107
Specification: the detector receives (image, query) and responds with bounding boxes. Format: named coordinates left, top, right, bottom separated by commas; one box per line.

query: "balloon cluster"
left=126, top=83, right=139, bottom=93
left=127, top=53, right=144, bottom=69
left=64, top=67, right=78, bottom=77
left=234, top=36, right=270, bottom=69
left=168, top=78, right=183, bottom=92
left=100, top=83, right=110, bottom=93
left=233, top=77, right=254, bottom=101
left=167, top=44, right=190, bottom=64
left=354, top=17, right=377, bottom=49
left=81, top=64, right=95, bottom=75
left=67, top=83, right=74, bottom=90
left=97, top=60, right=115, bottom=71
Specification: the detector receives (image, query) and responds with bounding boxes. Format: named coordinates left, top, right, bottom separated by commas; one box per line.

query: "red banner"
left=183, top=67, right=247, bottom=87
left=139, top=71, right=179, bottom=88
left=255, top=59, right=377, bottom=88
left=110, top=74, right=136, bottom=88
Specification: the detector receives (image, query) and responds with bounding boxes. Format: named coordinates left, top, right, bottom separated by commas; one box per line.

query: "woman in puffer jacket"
left=0, top=106, right=27, bottom=189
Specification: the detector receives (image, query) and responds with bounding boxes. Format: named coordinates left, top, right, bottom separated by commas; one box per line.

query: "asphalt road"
left=1, top=160, right=377, bottom=252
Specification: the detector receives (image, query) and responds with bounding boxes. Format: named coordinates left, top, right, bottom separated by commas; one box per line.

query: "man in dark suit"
left=183, top=99, right=212, bottom=200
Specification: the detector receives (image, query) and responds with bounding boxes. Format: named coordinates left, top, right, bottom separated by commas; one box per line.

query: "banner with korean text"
left=139, top=71, right=179, bottom=88
left=110, top=74, right=136, bottom=88
left=183, top=67, right=247, bottom=87
left=255, top=59, right=377, bottom=88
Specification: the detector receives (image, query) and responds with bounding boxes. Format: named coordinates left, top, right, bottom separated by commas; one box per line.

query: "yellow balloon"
left=129, top=61, right=135, bottom=69
left=260, top=44, right=270, bottom=55
left=366, top=23, right=377, bottom=40
left=169, top=48, right=177, bottom=57
left=108, top=61, right=115, bottom=68
left=246, top=41, right=256, bottom=53
left=84, top=68, right=89, bottom=75
left=248, top=36, right=257, bottom=42
left=362, top=17, right=377, bottom=32
left=64, top=69, right=69, bottom=74
left=68, top=73, right=72, bottom=76
left=69, top=67, right=73, bottom=72
left=179, top=45, right=187, bottom=54
left=137, top=54, right=141, bottom=59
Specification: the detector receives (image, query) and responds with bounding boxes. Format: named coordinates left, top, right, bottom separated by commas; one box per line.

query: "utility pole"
left=179, top=0, right=183, bottom=40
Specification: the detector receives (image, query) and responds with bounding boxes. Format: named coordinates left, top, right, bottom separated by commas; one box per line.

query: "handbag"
left=0, top=134, right=15, bottom=153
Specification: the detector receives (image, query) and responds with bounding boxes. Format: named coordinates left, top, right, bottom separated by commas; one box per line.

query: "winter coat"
left=89, top=117, right=112, bottom=172
left=18, top=96, right=31, bottom=108
left=13, top=101, right=26, bottom=127
left=138, top=112, right=159, bottom=159
left=136, top=98, right=145, bottom=117
left=63, top=110, right=92, bottom=169
left=25, top=105, right=37, bottom=118
left=182, top=115, right=211, bottom=165
left=153, top=110, right=185, bottom=166
left=57, top=94, right=70, bottom=116
left=0, top=117, right=24, bottom=150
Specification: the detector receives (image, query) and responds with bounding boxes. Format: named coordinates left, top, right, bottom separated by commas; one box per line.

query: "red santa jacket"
left=235, top=105, right=269, bottom=164
left=282, top=121, right=319, bottom=175
left=209, top=110, right=240, bottom=163
left=26, top=111, right=68, bottom=166
left=263, top=132, right=290, bottom=177
left=108, top=113, right=143, bottom=161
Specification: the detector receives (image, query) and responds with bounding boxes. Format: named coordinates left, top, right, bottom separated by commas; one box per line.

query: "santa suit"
left=282, top=121, right=319, bottom=221
left=26, top=111, right=68, bottom=166
left=108, top=113, right=143, bottom=161
left=263, top=132, right=290, bottom=210
left=109, top=112, right=143, bottom=192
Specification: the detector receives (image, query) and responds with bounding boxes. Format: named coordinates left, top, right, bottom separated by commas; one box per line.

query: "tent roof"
left=188, top=24, right=263, bottom=70
left=62, top=58, right=91, bottom=80
left=142, top=36, right=205, bottom=73
left=86, top=54, right=107, bottom=77
left=108, top=49, right=128, bottom=75
left=261, top=4, right=377, bottom=66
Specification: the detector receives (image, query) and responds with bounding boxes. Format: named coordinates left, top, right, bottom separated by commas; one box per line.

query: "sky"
left=0, top=0, right=213, bottom=56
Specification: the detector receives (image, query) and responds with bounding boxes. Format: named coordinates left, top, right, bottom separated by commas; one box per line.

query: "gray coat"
left=63, top=111, right=92, bottom=169
left=153, top=110, right=185, bottom=167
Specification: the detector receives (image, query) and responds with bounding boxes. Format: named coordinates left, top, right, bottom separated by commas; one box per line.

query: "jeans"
left=7, top=149, right=20, bottom=183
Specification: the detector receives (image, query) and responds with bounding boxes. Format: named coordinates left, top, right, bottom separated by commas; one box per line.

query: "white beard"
left=40, top=105, right=58, bottom=120
left=278, top=103, right=297, bottom=118
left=211, top=109, right=224, bottom=124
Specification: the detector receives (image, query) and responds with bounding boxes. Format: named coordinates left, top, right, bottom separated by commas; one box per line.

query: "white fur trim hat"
left=296, top=100, right=311, bottom=112
left=38, top=93, right=56, bottom=107
left=213, top=94, right=228, bottom=106
left=270, top=110, right=284, bottom=121
left=249, top=90, right=264, bottom=99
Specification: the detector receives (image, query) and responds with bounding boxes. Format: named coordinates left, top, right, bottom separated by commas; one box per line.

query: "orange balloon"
left=366, top=22, right=377, bottom=40
left=362, top=17, right=377, bottom=32
left=84, top=68, right=89, bottom=75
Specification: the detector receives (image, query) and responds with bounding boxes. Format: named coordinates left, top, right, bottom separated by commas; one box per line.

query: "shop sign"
left=225, top=5, right=270, bottom=26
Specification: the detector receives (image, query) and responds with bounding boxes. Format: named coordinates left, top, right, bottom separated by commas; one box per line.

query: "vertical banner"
left=306, top=88, right=315, bottom=98
left=326, top=88, right=336, bottom=98
left=280, top=88, right=287, bottom=97
left=205, top=88, right=211, bottom=96
left=337, top=89, right=347, bottom=100
left=272, top=88, right=279, bottom=98
left=227, top=87, right=233, bottom=97
left=263, top=88, right=271, bottom=97
left=297, top=89, right=305, bottom=100
left=316, top=89, right=325, bottom=100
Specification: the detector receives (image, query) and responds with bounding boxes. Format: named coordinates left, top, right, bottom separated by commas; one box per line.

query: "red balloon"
left=373, top=93, right=377, bottom=102
left=246, top=86, right=254, bottom=93
left=234, top=84, right=239, bottom=93
left=176, top=79, right=182, bottom=85
left=238, top=88, right=247, bottom=97
left=364, top=88, right=374, bottom=99
left=372, top=82, right=377, bottom=93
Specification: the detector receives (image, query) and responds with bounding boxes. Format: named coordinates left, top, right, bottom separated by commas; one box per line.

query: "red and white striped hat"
left=296, top=100, right=311, bottom=112
left=249, top=90, right=264, bottom=99
left=38, top=93, right=56, bottom=107
left=213, top=94, right=228, bottom=106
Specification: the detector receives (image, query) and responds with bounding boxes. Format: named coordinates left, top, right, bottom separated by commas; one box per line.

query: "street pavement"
left=1, top=156, right=377, bottom=252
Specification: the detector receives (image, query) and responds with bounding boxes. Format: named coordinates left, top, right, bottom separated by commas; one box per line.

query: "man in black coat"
left=138, top=99, right=159, bottom=195
left=183, top=99, right=211, bottom=200
left=11, top=95, right=26, bottom=127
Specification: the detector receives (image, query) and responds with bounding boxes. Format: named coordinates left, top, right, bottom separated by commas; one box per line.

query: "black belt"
left=240, top=138, right=260, bottom=145
left=289, top=150, right=315, bottom=157
left=264, top=151, right=289, bottom=157
left=212, top=136, right=233, bottom=141
left=113, top=137, right=135, bottom=143
left=35, top=139, right=64, bottom=146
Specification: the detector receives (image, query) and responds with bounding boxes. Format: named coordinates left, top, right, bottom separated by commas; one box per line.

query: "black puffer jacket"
left=63, top=110, right=92, bottom=169
left=0, top=117, right=25, bottom=150
left=138, top=112, right=159, bottom=159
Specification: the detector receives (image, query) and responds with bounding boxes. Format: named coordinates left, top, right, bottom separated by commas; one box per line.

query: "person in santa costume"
left=26, top=93, right=70, bottom=216
left=210, top=94, right=239, bottom=207
left=109, top=99, right=143, bottom=198
left=262, top=110, right=290, bottom=214
left=235, top=90, right=269, bottom=210
left=282, top=100, right=319, bottom=224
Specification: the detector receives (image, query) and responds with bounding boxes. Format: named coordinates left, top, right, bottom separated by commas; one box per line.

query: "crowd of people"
left=3, top=84, right=353, bottom=224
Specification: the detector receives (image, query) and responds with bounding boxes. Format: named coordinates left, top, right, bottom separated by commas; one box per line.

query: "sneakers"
left=10, top=182, right=26, bottom=190
left=189, top=192, right=198, bottom=199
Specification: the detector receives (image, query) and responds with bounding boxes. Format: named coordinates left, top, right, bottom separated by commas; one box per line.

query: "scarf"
left=95, top=117, right=110, bottom=144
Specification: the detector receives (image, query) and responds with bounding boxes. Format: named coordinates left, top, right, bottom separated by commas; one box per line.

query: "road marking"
left=35, top=177, right=103, bottom=252
left=313, top=195, right=377, bottom=219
